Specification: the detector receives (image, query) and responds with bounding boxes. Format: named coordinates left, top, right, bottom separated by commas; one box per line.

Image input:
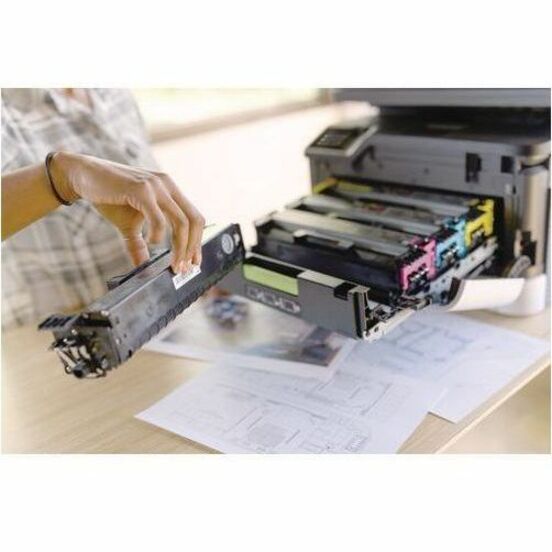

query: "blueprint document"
left=345, top=311, right=550, bottom=423
left=136, top=363, right=443, bottom=453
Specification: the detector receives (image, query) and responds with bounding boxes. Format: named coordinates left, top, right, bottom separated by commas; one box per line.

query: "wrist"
left=48, top=152, right=81, bottom=204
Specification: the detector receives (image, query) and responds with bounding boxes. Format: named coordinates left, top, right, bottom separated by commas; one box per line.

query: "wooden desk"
left=2, top=309, right=550, bottom=453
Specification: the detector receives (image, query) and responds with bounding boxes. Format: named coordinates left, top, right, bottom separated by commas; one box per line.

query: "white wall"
left=152, top=102, right=369, bottom=245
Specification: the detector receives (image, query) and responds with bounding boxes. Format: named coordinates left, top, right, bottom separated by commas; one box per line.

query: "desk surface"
left=2, top=309, right=550, bottom=454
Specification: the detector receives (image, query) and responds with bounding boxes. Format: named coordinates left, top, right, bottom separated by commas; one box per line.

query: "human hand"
left=48, top=152, right=205, bottom=272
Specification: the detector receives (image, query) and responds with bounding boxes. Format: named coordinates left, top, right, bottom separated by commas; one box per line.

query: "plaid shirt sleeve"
left=1, top=88, right=159, bottom=329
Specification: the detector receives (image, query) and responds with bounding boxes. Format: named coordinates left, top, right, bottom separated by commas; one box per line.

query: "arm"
left=1, top=163, right=60, bottom=238
left=1, top=152, right=205, bottom=272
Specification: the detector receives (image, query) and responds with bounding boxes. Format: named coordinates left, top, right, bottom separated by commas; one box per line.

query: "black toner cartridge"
left=263, top=209, right=437, bottom=292
left=255, top=220, right=416, bottom=298
left=289, top=193, right=468, bottom=271
left=39, top=224, right=245, bottom=378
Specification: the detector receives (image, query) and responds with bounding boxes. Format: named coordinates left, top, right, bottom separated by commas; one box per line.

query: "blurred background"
left=133, top=88, right=549, bottom=453
left=132, top=88, right=372, bottom=245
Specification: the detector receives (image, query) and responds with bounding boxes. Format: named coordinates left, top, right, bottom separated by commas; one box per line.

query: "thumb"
left=104, top=207, right=150, bottom=267
left=122, top=232, right=150, bottom=266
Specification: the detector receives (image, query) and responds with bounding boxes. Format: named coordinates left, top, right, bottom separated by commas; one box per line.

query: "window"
left=133, top=88, right=327, bottom=141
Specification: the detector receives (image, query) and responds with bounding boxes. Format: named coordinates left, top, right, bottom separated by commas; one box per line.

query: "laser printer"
left=224, top=88, right=551, bottom=339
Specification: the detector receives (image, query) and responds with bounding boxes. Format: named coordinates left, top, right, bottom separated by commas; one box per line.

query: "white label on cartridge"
left=172, top=265, right=201, bottom=290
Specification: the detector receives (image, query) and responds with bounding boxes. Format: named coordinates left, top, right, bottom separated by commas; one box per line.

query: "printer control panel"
left=312, top=127, right=364, bottom=150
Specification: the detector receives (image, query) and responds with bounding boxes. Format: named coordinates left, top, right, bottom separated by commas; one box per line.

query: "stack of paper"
left=137, top=301, right=549, bottom=453
left=137, top=362, right=444, bottom=453
left=344, top=310, right=550, bottom=422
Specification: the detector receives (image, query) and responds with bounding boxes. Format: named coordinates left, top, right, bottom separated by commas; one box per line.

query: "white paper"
left=146, top=297, right=356, bottom=381
left=443, top=277, right=524, bottom=311
left=136, top=363, right=443, bottom=453
left=343, top=311, right=550, bottom=422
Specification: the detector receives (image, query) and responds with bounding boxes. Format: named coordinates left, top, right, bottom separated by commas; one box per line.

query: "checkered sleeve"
left=1, top=99, right=27, bottom=173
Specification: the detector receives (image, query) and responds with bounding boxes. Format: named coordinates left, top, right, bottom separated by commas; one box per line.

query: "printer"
left=224, top=88, right=551, bottom=339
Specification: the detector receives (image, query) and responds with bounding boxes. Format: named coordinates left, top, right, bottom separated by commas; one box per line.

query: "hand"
left=49, top=152, right=205, bottom=272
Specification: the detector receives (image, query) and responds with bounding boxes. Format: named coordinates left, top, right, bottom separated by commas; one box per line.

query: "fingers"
left=162, top=176, right=205, bottom=266
left=136, top=190, right=166, bottom=245
left=130, top=174, right=205, bottom=273
left=187, top=213, right=204, bottom=265
left=157, top=194, right=190, bottom=272
left=192, top=245, right=202, bottom=266
left=123, top=233, right=150, bottom=266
